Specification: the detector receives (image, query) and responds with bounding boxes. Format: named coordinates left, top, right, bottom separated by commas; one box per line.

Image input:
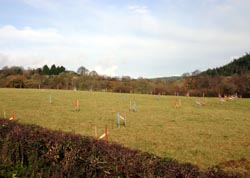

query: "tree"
left=42, top=65, right=50, bottom=75
left=1, top=66, right=24, bottom=76
left=36, top=68, right=43, bottom=74
left=77, top=66, right=89, bottom=75
left=191, top=70, right=201, bottom=76
left=50, top=64, right=57, bottom=75
left=182, top=72, right=190, bottom=77
left=89, top=70, right=98, bottom=77
left=56, top=66, right=66, bottom=74
left=6, top=75, right=25, bottom=88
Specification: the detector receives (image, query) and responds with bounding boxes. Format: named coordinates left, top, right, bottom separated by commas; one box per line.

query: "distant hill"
left=203, top=53, right=250, bottom=76
left=151, top=76, right=183, bottom=82
left=152, top=53, right=250, bottom=81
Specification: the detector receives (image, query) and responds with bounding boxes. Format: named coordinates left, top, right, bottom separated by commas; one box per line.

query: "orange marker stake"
left=174, top=99, right=177, bottom=108
left=218, top=93, right=222, bottom=101
left=74, top=99, right=79, bottom=112
left=98, top=126, right=108, bottom=142
left=9, top=112, right=15, bottom=120
left=173, top=99, right=181, bottom=108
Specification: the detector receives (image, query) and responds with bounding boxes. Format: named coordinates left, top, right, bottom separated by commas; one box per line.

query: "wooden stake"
left=129, top=99, right=132, bottom=111
left=124, top=113, right=126, bottom=127
left=105, top=125, right=108, bottom=143
left=95, top=125, right=97, bottom=138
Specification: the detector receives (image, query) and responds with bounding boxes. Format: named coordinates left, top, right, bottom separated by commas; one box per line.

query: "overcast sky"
left=0, top=0, right=250, bottom=78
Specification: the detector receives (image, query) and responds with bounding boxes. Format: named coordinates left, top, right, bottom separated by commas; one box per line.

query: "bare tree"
left=89, top=70, right=98, bottom=77
left=192, top=70, right=201, bottom=76
left=77, top=66, right=89, bottom=75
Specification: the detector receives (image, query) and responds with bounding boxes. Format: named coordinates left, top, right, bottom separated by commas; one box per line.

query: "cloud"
left=0, top=52, right=48, bottom=69
left=94, top=65, right=118, bottom=77
left=91, top=54, right=120, bottom=76
left=0, top=25, right=63, bottom=44
left=128, top=5, right=149, bottom=15
left=125, top=5, right=161, bottom=35
left=1, top=22, right=249, bottom=77
left=1, top=1, right=250, bottom=77
left=0, top=53, right=10, bottom=68
left=21, top=0, right=60, bottom=10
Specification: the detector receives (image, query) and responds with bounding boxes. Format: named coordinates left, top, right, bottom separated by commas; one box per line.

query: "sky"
left=0, top=0, right=250, bottom=78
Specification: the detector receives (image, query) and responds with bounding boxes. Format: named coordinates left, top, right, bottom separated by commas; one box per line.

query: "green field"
left=0, top=88, right=249, bottom=169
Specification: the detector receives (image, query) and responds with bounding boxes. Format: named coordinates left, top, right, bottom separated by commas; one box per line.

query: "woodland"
left=1, top=53, right=250, bottom=97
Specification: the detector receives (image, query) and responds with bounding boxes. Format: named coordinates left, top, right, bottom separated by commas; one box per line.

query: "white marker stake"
left=196, top=101, right=202, bottom=107
left=49, top=95, right=52, bottom=104
left=99, top=133, right=106, bottom=139
left=120, top=115, right=125, bottom=120
left=3, top=111, right=6, bottom=119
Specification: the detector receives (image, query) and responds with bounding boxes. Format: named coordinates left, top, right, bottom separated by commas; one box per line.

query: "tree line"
left=202, top=53, right=250, bottom=76
left=0, top=54, right=250, bottom=97
left=40, top=64, right=66, bottom=75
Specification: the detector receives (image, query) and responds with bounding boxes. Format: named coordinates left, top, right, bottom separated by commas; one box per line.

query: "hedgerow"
left=0, top=119, right=243, bottom=178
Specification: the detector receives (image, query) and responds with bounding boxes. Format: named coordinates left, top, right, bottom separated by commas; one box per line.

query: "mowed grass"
left=0, top=88, right=249, bottom=169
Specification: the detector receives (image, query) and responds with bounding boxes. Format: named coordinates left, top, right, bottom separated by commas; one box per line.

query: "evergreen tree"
left=42, top=65, right=50, bottom=75
left=58, top=66, right=66, bottom=74
left=203, top=53, right=250, bottom=76
left=50, top=64, right=57, bottom=75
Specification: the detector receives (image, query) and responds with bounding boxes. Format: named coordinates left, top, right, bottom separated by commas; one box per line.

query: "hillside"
left=203, top=53, right=250, bottom=76
left=151, top=76, right=183, bottom=82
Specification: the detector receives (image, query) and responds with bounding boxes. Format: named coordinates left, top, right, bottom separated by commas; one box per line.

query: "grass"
left=0, top=88, right=249, bottom=170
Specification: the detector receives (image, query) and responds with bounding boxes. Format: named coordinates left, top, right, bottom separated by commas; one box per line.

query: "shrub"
left=0, top=119, right=244, bottom=178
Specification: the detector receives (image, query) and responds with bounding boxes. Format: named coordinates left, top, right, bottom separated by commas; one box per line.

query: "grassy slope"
left=0, top=88, right=249, bottom=169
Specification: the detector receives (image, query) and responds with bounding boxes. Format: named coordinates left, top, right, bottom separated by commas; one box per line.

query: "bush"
left=0, top=119, right=244, bottom=178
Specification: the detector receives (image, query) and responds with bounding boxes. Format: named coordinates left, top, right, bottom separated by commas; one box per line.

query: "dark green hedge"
left=0, top=119, right=242, bottom=178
